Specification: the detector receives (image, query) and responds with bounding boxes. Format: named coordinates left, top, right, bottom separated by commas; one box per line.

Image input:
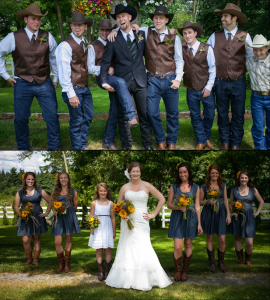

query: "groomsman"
left=56, top=12, right=93, bottom=150
left=0, top=4, right=60, bottom=150
left=207, top=3, right=253, bottom=150
left=178, top=21, right=216, bottom=150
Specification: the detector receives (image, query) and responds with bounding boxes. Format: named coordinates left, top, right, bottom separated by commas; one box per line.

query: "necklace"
left=239, top=186, right=248, bottom=194
left=130, top=179, right=141, bottom=186
left=210, top=182, right=219, bottom=190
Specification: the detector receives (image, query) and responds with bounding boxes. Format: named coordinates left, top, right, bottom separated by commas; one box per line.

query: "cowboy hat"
left=246, top=34, right=270, bottom=48
left=16, top=3, right=48, bottom=21
left=110, top=4, right=137, bottom=22
left=177, top=21, right=203, bottom=38
left=148, top=6, right=174, bottom=25
left=214, top=3, right=247, bottom=24
left=98, top=19, right=117, bottom=30
left=66, top=12, right=93, bottom=27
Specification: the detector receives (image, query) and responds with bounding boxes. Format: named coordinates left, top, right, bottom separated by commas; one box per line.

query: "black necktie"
left=127, top=34, right=132, bottom=48
left=126, top=33, right=138, bottom=59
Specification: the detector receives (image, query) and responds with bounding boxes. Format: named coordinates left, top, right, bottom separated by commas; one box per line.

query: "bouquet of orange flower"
left=113, top=200, right=135, bottom=230
left=231, top=200, right=246, bottom=225
left=17, top=202, right=40, bottom=227
left=51, top=201, right=69, bottom=227
left=206, top=189, right=220, bottom=213
left=173, top=194, right=194, bottom=219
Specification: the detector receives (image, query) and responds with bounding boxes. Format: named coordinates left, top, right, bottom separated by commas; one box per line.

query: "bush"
left=2, top=208, right=10, bottom=226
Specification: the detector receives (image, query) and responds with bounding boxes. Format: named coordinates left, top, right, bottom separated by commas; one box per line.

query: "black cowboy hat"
left=148, top=6, right=174, bottom=25
left=177, top=20, right=203, bottom=38
left=66, top=11, right=93, bottom=27
left=110, top=4, right=137, bottom=22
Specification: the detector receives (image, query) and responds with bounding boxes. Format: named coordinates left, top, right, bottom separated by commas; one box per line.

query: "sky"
left=0, top=151, right=49, bottom=172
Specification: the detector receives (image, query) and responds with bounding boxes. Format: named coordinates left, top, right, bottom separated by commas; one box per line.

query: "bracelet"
left=151, top=213, right=155, bottom=218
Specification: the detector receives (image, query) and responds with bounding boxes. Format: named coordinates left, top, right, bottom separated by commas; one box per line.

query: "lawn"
left=0, top=225, right=269, bottom=299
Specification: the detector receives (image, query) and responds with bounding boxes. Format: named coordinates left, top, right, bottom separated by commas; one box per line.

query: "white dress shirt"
left=207, top=26, right=254, bottom=58
left=0, top=26, right=58, bottom=82
left=88, top=36, right=106, bottom=76
left=56, top=32, right=87, bottom=98
left=186, top=40, right=216, bottom=91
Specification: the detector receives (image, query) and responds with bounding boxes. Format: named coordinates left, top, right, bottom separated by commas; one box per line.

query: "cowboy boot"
left=207, top=248, right=215, bottom=273
left=180, top=252, right=193, bottom=282
left=245, top=251, right=252, bottom=267
left=64, top=249, right=71, bottom=273
left=56, top=252, right=65, bottom=273
left=97, top=261, right=104, bottom=281
left=173, top=254, right=183, bottom=281
left=217, top=248, right=226, bottom=272
left=32, top=249, right=41, bottom=265
left=23, top=251, right=32, bottom=265
left=235, top=249, right=244, bottom=265
left=104, top=260, right=112, bottom=280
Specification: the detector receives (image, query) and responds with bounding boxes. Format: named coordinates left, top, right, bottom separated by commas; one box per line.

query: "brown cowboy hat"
left=148, top=6, right=174, bottom=25
left=97, top=19, right=116, bottom=30
left=66, top=12, right=93, bottom=27
left=110, top=4, right=137, bottom=22
left=214, top=3, right=247, bottom=24
left=16, top=3, right=48, bottom=21
left=177, top=21, right=203, bottom=38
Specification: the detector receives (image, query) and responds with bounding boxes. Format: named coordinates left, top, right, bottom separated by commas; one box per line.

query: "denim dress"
left=226, top=187, right=256, bottom=238
left=201, top=182, right=227, bottom=235
left=17, top=188, right=48, bottom=236
left=50, top=189, right=81, bottom=236
left=168, top=183, right=199, bottom=239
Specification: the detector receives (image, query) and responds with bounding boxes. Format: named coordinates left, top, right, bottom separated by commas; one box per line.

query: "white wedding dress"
left=105, top=190, right=172, bottom=291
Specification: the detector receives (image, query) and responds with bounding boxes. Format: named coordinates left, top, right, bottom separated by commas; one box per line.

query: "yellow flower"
left=119, top=209, right=127, bottom=219
left=206, top=164, right=211, bottom=171
left=235, top=201, right=243, bottom=209
left=89, top=217, right=94, bottom=222
left=128, top=207, right=135, bottom=213
left=176, top=163, right=181, bottom=170
left=54, top=202, right=62, bottom=209
left=237, top=171, right=241, bottom=178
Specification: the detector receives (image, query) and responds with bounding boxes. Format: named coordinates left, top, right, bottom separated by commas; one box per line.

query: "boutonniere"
left=39, top=35, right=48, bottom=44
left=165, top=39, right=172, bottom=46
left=199, top=46, right=205, bottom=54
left=237, top=35, right=245, bottom=42
left=137, top=33, right=144, bottom=43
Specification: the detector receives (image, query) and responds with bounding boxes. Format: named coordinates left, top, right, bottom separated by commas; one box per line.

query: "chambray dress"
left=17, top=188, right=48, bottom=236
left=201, top=182, right=227, bottom=235
left=50, top=189, right=81, bottom=236
left=168, top=183, right=199, bottom=239
left=226, top=187, right=256, bottom=238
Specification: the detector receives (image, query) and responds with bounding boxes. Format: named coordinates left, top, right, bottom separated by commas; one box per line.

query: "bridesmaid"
left=200, top=164, right=231, bottom=273
left=14, top=172, right=52, bottom=265
left=167, top=162, right=203, bottom=282
left=51, top=172, right=80, bottom=273
left=227, top=170, right=264, bottom=267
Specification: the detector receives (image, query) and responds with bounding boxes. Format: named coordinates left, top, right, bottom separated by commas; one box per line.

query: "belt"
left=252, top=90, right=270, bottom=96
left=98, top=215, right=110, bottom=217
left=147, top=71, right=175, bottom=78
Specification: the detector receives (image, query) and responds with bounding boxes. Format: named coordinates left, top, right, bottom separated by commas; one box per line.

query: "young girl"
left=88, top=183, right=116, bottom=281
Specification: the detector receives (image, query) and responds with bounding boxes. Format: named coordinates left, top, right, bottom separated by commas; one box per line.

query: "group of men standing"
left=0, top=3, right=257, bottom=150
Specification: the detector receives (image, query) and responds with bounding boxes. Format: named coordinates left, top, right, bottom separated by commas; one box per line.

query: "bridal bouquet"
left=113, top=200, right=135, bottom=230
left=231, top=200, right=246, bottom=226
left=206, top=189, right=220, bottom=213
left=173, top=194, right=194, bottom=219
left=17, top=202, right=39, bottom=227
left=85, top=214, right=101, bottom=235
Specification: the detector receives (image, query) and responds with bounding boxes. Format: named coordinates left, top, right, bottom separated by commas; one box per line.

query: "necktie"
left=31, top=34, right=35, bottom=44
left=189, top=47, right=193, bottom=60
left=126, top=33, right=138, bottom=60
left=227, top=32, right=232, bottom=47
left=80, top=41, right=84, bottom=52
left=127, top=34, right=132, bottom=48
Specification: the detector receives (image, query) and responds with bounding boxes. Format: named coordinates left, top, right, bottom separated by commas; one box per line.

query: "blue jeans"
left=147, top=73, right=179, bottom=144
left=214, top=76, right=246, bottom=147
left=62, top=86, right=93, bottom=150
left=251, top=91, right=270, bottom=150
left=13, top=77, right=60, bottom=150
left=187, top=88, right=215, bottom=144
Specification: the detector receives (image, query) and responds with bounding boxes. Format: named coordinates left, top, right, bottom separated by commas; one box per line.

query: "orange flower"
left=206, top=164, right=211, bottom=171
left=237, top=171, right=241, bottom=178
left=54, top=202, right=62, bottom=209
left=55, top=173, right=59, bottom=180
left=235, top=201, right=243, bottom=209
left=22, top=173, right=25, bottom=180
left=119, top=209, right=127, bottom=219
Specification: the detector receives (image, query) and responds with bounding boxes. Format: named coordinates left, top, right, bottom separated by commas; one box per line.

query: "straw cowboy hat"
left=16, top=3, right=48, bottom=21
left=66, top=12, right=93, bottom=27
left=246, top=34, right=270, bottom=48
left=177, top=20, right=203, bottom=38
left=148, top=6, right=174, bottom=25
left=214, top=3, right=247, bottom=24
left=110, top=4, right=137, bottom=22
left=97, top=19, right=117, bottom=30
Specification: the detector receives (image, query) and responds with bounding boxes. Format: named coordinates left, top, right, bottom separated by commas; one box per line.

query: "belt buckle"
left=262, top=92, right=268, bottom=96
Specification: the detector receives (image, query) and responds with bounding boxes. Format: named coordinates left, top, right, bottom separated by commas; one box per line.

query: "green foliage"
left=2, top=208, right=9, bottom=225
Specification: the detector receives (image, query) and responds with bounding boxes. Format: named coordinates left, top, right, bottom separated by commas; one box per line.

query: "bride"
left=105, top=162, right=172, bottom=291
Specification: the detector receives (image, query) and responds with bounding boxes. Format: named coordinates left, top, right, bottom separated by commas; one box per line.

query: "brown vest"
left=145, top=28, right=176, bottom=76
left=12, top=29, right=50, bottom=84
left=65, top=35, right=88, bottom=87
left=182, top=42, right=209, bottom=91
left=214, top=29, right=246, bottom=80
left=91, top=39, right=105, bottom=66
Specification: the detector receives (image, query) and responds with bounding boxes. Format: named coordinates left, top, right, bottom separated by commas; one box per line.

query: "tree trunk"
left=193, top=0, right=196, bottom=21
left=62, top=151, right=68, bottom=173
left=56, top=0, right=65, bottom=41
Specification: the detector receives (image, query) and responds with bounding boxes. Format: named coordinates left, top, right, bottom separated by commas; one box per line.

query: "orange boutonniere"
left=237, top=35, right=245, bottom=42
left=39, top=35, right=48, bottom=44
left=137, top=33, right=144, bottom=43
left=165, top=39, right=172, bottom=46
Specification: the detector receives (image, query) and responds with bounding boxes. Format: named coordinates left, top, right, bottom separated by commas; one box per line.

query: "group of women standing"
left=13, top=162, right=265, bottom=291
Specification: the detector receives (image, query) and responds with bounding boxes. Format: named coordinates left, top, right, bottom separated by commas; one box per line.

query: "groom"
left=100, top=4, right=153, bottom=150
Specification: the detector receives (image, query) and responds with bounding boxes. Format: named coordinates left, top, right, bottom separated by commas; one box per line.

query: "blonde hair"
left=94, top=183, right=112, bottom=200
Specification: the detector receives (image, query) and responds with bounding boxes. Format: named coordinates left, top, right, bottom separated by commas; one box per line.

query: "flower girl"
left=88, top=183, right=116, bottom=281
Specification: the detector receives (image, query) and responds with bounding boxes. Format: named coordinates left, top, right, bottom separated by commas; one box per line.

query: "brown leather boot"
left=57, top=252, right=65, bottom=273
left=217, top=248, right=226, bottom=272
left=32, top=249, right=41, bottom=265
left=207, top=248, right=215, bottom=273
left=235, top=249, right=244, bottom=265
left=64, top=249, right=71, bottom=273
left=23, top=251, right=32, bottom=265
left=180, top=252, right=193, bottom=282
left=104, top=260, right=112, bottom=280
left=173, top=255, right=182, bottom=281
left=245, top=251, right=252, bottom=267
left=97, top=261, right=104, bottom=281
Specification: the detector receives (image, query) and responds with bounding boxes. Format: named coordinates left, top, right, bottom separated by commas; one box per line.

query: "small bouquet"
left=17, top=202, right=40, bottom=227
left=113, top=200, right=135, bottom=230
left=85, top=214, right=101, bottom=235
left=231, top=200, right=246, bottom=226
left=51, top=201, right=69, bottom=227
left=206, top=189, right=220, bottom=213
left=173, top=194, right=194, bottom=219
